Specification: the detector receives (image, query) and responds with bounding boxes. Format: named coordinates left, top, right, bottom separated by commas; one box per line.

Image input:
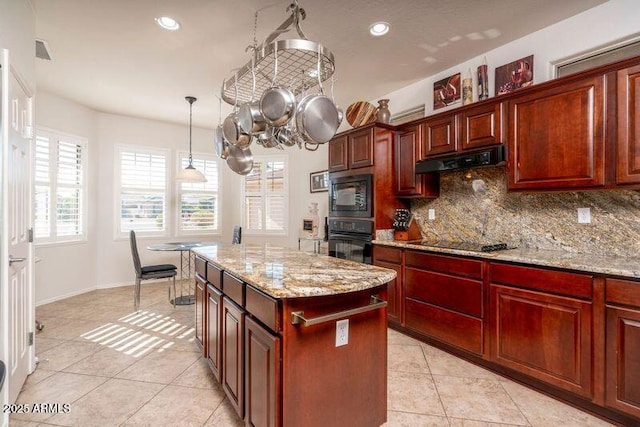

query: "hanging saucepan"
left=260, top=45, right=296, bottom=127
left=295, top=48, right=339, bottom=144
left=226, top=144, right=254, bottom=175
left=213, top=96, right=229, bottom=159
left=223, top=75, right=252, bottom=149
left=257, top=126, right=279, bottom=148
left=238, top=51, right=268, bottom=135
left=275, top=124, right=296, bottom=147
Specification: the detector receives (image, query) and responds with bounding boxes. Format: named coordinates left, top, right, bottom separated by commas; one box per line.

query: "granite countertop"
left=373, top=240, right=640, bottom=279
left=191, top=243, right=396, bottom=299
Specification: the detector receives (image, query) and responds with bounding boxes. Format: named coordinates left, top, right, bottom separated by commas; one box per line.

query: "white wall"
left=379, top=0, right=640, bottom=118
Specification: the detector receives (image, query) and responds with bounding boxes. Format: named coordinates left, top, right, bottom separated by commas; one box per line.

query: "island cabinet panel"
left=245, top=316, right=281, bottom=427
left=224, top=271, right=245, bottom=306
left=506, top=76, right=605, bottom=191
left=207, top=284, right=222, bottom=382
left=489, top=270, right=594, bottom=398
left=460, top=102, right=502, bottom=150
left=394, top=124, right=439, bottom=198
left=403, top=251, right=484, bottom=355
left=195, top=273, right=206, bottom=352
left=222, top=296, right=245, bottom=419
left=421, top=114, right=457, bottom=158
left=605, top=278, right=640, bottom=418
left=617, top=65, right=640, bottom=184
left=207, top=262, right=223, bottom=290
left=374, top=246, right=404, bottom=325
left=281, top=287, right=387, bottom=427
left=328, top=134, right=348, bottom=172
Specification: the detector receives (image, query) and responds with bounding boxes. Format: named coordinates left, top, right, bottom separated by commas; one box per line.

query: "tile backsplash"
left=410, top=167, right=640, bottom=257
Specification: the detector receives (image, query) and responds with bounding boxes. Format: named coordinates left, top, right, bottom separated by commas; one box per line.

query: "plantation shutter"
left=179, top=156, right=219, bottom=231
left=34, top=135, right=51, bottom=239
left=56, top=140, right=83, bottom=236
left=243, top=158, right=287, bottom=233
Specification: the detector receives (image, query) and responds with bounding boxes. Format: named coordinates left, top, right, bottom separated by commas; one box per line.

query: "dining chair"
left=232, top=226, right=242, bottom=244
left=130, top=230, right=178, bottom=311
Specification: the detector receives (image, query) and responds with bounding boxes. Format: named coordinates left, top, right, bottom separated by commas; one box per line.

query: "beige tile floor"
left=10, top=282, right=615, bottom=427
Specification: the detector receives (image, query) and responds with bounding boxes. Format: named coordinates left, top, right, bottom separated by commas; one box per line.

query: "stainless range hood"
left=415, top=145, right=506, bottom=173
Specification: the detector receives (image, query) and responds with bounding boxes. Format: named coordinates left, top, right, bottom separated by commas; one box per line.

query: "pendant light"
left=176, top=96, right=207, bottom=182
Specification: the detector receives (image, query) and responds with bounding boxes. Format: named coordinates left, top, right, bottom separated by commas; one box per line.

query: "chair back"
left=130, top=230, right=142, bottom=277
left=232, top=226, right=242, bottom=244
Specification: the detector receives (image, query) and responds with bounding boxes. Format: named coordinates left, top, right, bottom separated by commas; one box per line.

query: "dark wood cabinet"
left=617, top=65, right=640, bottom=184
left=245, top=316, right=281, bottom=427
left=421, top=114, right=457, bottom=158
left=394, top=124, right=439, bottom=198
left=373, top=246, right=403, bottom=326
left=195, top=273, right=206, bottom=352
left=506, top=76, right=605, bottom=191
left=207, top=284, right=222, bottom=382
left=460, top=102, right=502, bottom=150
left=605, top=278, right=640, bottom=418
left=328, top=128, right=373, bottom=172
left=328, top=134, right=348, bottom=172
left=489, top=263, right=594, bottom=398
left=404, top=251, right=484, bottom=355
left=222, top=296, right=245, bottom=418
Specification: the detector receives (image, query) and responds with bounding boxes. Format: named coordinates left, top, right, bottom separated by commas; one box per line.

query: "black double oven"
left=327, top=173, right=374, bottom=264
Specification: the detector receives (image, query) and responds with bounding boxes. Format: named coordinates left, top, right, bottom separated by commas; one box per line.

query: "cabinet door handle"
left=291, top=295, right=387, bottom=326
left=9, top=255, right=27, bottom=266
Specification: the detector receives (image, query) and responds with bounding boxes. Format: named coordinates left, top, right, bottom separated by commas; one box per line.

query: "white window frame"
left=34, top=127, right=88, bottom=245
left=241, top=155, right=288, bottom=236
left=175, top=150, right=222, bottom=236
left=115, top=144, right=170, bottom=239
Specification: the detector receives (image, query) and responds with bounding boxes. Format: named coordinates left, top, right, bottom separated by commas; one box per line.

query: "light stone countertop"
left=191, top=243, right=397, bottom=299
left=373, top=240, right=640, bottom=279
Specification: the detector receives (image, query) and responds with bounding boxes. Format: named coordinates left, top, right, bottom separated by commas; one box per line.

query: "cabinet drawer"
left=606, top=278, right=640, bottom=307
left=405, top=268, right=482, bottom=318
left=246, top=285, right=280, bottom=333
left=405, top=298, right=482, bottom=355
left=223, top=272, right=245, bottom=306
left=374, top=246, right=402, bottom=264
left=207, top=263, right=223, bottom=290
left=490, top=263, right=592, bottom=300
left=195, top=256, right=207, bottom=280
left=405, top=251, right=482, bottom=279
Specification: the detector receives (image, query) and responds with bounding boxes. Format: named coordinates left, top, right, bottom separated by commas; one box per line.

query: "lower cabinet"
left=373, top=246, right=403, bottom=326
left=222, top=296, right=245, bottom=418
left=195, top=274, right=206, bottom=351
left=207, top=284, right=222, bottom=382
left=245, top=316, right=281, bottom=427
left=489, top=263, right=594, bottom=398
left=605, top=278, right=640, bottom=418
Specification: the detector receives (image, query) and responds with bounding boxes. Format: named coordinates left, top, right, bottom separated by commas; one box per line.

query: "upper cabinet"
left=395, top=124, right=439, bottom=198
left=328, top=127, right=373, bottom=172
left=617, top=64, right=640, bottom=184
left=506, top=76, right=605, bottom=191
left=421, top=114, right=457, bottom=158
left=460, top=102, right=502, bottom=151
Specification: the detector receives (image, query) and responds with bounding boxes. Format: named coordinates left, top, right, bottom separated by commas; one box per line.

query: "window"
left=34, top=129, right=87, bottom=243
left=177, top=153, right=220, bottom=234
left=117, top=146, right=168, bottom=237
left=243, top=156, right=287, bottom=234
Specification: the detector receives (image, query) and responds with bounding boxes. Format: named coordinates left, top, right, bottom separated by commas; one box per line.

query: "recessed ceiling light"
left=155, top=16, right=180, bottom=31
left=369, top=22, right=390, bottom=37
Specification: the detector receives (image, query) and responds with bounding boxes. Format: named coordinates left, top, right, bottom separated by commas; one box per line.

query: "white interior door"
left=2, top=49, right=34, bottom=405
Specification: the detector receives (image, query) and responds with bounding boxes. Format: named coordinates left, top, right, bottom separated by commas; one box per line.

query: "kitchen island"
left=191, top=243, right=396, bottom=427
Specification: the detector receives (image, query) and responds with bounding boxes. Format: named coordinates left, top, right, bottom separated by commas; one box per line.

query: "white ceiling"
left=33, top=0, right=606, bottom=129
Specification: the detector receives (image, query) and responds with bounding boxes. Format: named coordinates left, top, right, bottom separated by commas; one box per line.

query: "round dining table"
left=147, top=241, right=216, bottom=305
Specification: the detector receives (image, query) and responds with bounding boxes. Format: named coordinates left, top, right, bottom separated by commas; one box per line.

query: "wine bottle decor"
left=477, top=57, right=489, bottom=101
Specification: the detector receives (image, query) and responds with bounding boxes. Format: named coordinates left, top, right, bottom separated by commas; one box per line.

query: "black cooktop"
left=416, top=241, right=510, bottom=252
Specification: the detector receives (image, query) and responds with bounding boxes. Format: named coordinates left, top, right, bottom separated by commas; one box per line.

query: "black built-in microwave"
left=328, top=174, right=373, bottom=218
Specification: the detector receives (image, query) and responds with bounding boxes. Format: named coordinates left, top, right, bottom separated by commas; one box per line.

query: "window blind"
left=243, top=158, right=287, bottom=233
left=178, top=155, right=220, bottom=232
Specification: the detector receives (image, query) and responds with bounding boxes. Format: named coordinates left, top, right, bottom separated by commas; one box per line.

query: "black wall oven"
left=329, top=174, right=373, bottom=218
left=328, top=219, right=373, bottom=264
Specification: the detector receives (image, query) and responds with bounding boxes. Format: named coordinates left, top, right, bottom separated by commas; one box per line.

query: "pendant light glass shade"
left=176, top=96, right=207, bottom=183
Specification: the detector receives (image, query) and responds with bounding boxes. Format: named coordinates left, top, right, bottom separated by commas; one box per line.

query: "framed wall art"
left=310, top=170, right=329, bottom=193
left=495, top=55, right=534, bottom=95
left=433, top=72, right=461, bottom=110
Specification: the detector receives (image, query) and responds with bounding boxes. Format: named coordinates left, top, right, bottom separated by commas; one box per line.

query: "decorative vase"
left=462, top=69, right=473, bottom=105
left=376, top=99, right=391, bottom=124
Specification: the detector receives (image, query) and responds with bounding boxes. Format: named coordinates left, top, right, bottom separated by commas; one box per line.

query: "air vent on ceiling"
left=35, top=39, right=52, bottom=60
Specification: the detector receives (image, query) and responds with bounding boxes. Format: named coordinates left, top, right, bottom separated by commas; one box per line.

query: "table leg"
left=172, top=249, right=195, bottom=305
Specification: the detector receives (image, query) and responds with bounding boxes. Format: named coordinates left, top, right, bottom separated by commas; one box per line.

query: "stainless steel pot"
left=275, top=125, right=296, bottom=147
left=226, top=144, right=254, bottom=175
left=259, top=46, right=296, bottom=127
left=239, top=101, right=267, bottom=135
left=295, top=93, right=339, bottom=143
left=213, top=125, right=228, bottom=159
left=223, top=112, right=252, bottom=149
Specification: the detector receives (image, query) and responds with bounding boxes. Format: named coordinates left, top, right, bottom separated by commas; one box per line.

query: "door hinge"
left=29, top=332, right=34, bottom=346
left=28, top=228, right=34, bottom=242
